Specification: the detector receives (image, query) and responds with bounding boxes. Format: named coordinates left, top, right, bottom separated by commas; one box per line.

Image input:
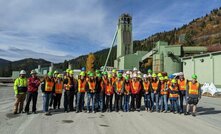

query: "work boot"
left=192, top=112, right=196, bottom=117
left=184, top=112, right=190, bottom=115
left=13, top=111, right=18, bottom=114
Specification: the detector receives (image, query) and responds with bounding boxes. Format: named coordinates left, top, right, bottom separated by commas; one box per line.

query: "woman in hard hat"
left=13, top=70, right=28, bottom=114
left=150, top=73, right=160, bottom=112
left=105, top=74, right=114, bottom=112
left=53, top=74, right=63, bottom=110
left=159, top=77, right=168, bottom=113
left=123, top=76, right=131, bottom=112
left=25, top=70, right=41, bottom=114
left=86, top=73, right=97, bottom=113
left=76, top=72, right=87, bottom=113
left=168, top=79, right=180, bottom=114
left=131, top=73, right=142, bottom=112
left=185, top=74, right=201, bottom=117
left=41, top=72, right=55, bottom=115
left=142, top=74, right=151, bottom=112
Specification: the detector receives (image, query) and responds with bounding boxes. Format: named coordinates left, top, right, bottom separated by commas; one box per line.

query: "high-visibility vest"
left=55, top=82, right=63, bottom=94
left=160, top=83, right=168, bottom=95
left=143, top=81, right=150, bottom=92
left=112, top=77, right=116, bottom=85
left=106, top=84, right=113, bottom=95
left=178, top=79, right=187, bottom=91
left=188, top=82, right=199, bottom=95
left=65, top=77, right=74, bottom=90
left=132, top=81, right=140, bottom=93
left=88, top=81, right=96, bottom=92
left=152, top=81, right=159, bottom=91
left=78, top=79, right=86, bottom=93
left=169, top=86, right=179, bottom=98
left=116, top=80, right=123, bottom=93
left=45, top=81, right=54, bottom=92
left=124, top=82, right=131, bottom=94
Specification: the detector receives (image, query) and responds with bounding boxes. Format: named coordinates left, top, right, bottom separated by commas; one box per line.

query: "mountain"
left=0, top=58, right=51, bottom=77
left=0, top=58, right=11, bottom=66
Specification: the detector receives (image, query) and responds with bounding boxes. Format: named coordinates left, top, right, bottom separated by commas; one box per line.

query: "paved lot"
left=0, top=85, right=221, bottom=134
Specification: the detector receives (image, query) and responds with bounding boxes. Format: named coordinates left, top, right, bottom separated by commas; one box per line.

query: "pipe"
left=183, top=46, right=207, bottom=53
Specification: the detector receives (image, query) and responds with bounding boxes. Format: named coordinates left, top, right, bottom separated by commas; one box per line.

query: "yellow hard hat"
left=57, top=74, right=62, bottom=78
left=69, top=70, right=74, bottom=75
left=164, top=76, right=168, bottom=80
left=159, top=77, right=164, bottom=81
left=152, top=73, right=157, bottom=78
left=171, top=79, right=177, bottom=84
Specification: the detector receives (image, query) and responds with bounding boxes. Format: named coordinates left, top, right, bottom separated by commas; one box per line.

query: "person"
left=150, top=73, right=160, bottom=112
left=49, top=70, right=59, bottom=109
left=96, top=73, right=104, bottom=112
left=113, top=73, right=124, bottom=112
left=25, top=70, right=41, bottom=114
left=13, top=70, right=28, bottom=114
left=101, top=71, right=108, bottom=110
left=159, top=77, right=168, bottom=113
left=105, top=74, right=114, bottom=112
left=54, top=74, right=63, bottom=110
left=41, top=72, right=54, bottom=115
left=86, top=73, right=97, bottom=113
left=123, top=76, right=131, bottom=112
left=76, top=72, right=86, bottom=113
left=63, top=70, right=76, bottom=112
left=185, top=74, right=201, bottom=117
left=178, top=72, right=187, bottom=114
left=131, top=74, right=141, bottom=112
left=142, top=74, right=151, bottom=112
left=168, top=79, right=180, bottom=114
left=111, top=69, right=117, bottom=85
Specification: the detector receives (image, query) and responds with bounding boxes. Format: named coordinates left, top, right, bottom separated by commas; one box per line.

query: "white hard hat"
left=20, top=70, right=26, bottom=75
left=179, top=72, right=184, bottom=76
left=143, top=74, right=147, bottom=78
left=133, top=73, right=137, bottom=78
left=148, top=74, right=152, bottom=77
left=137, top=71, right=141, bottom=74
left=126, top=71, right=130, bottom=75
left=30, top=70, right=37, bottom=74
left=133, top=67, right=138, bottom=71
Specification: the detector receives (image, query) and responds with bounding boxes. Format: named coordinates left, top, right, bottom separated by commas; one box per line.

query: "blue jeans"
left=42, top=93, right=51, bottom=112
left=123, top=95, right=130, bottom=112
left=151, top=93, right=159, bottom=111
left=160, top=95, right=168, bottom=111
left=99, top=94, right=104, bottom=111
left=170, top=98, right=179, bottom=112
left=143, top=93, right=151, bottom=110
left=87, top=93, right=96, bottom=111
left=77, top=92, right=85, bottom=112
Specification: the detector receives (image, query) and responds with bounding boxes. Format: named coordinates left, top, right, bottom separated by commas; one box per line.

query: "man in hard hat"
left=178, top=72, right=188, bottom=114
left=96, top=73, right=104, bottom=112
left=76, top=72, right=86, bottom=113
left=111, top=69, right=117, bottom=85
left=54, top=74, right=63, bottom=110
left=63, top=70, right=76, bottom=112
left=142, top=74, right=151, bottom=112
left=13, top=70, right=28, bottom=114
left=113, top=73, right=124, bottom=112
left=101, top=71, right=108, bottom=111
left=131, top=73, right=141, bottom=112
left=86, top=73, right=97, bottom=113
left=185, top=74, right=201, bottom=117
left=24, top=70, right=40, bottom=114
left=105, top=73, right=114, bottom=112
left=49, top=70, right=59, bottom=110
left=168, top=79, right=180, bottom=114
left=147, top=69, right=152, bottom=76
left=41, top=72, right=55, bottom=115
left=150, top=73, right=160, bottom=112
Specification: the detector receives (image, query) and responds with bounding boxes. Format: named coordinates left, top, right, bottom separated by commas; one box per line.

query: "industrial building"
left=114, top=13, right=221, bottom=87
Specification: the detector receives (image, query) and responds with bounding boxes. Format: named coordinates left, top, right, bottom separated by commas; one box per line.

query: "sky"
left=0, top=0, right=220, bottom=63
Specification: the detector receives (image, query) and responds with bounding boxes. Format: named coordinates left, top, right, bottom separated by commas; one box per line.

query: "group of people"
left=13, top=67, right=201, bottom=117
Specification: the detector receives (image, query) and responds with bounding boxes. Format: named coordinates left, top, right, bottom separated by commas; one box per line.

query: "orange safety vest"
left=132, top=81, right=140, bottom=92
left=152, top=81, right=159, bottom=91
left=124, top=83, right=131, bottom=94
left=188, top=82, right=199, bottom=95
left=88, top=81, right=96, bottom=93
left=178, top=79, right=187, bottom=91
left=112, top=77, right=116, bottom=85
left=55, top=82, right=63, bottom=94
left=78, top=79, right=86, bottom=93
left=45, top=81, right=54, bottom=92
left=116, top=80, right=123, bottom=93
left=169, top=86, right=179, bottom=98
left=106, top=84, right=113, bottom=95
left=160, top=83, right=168, bottom=95
left=143, top=81, right=150, bottom=92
